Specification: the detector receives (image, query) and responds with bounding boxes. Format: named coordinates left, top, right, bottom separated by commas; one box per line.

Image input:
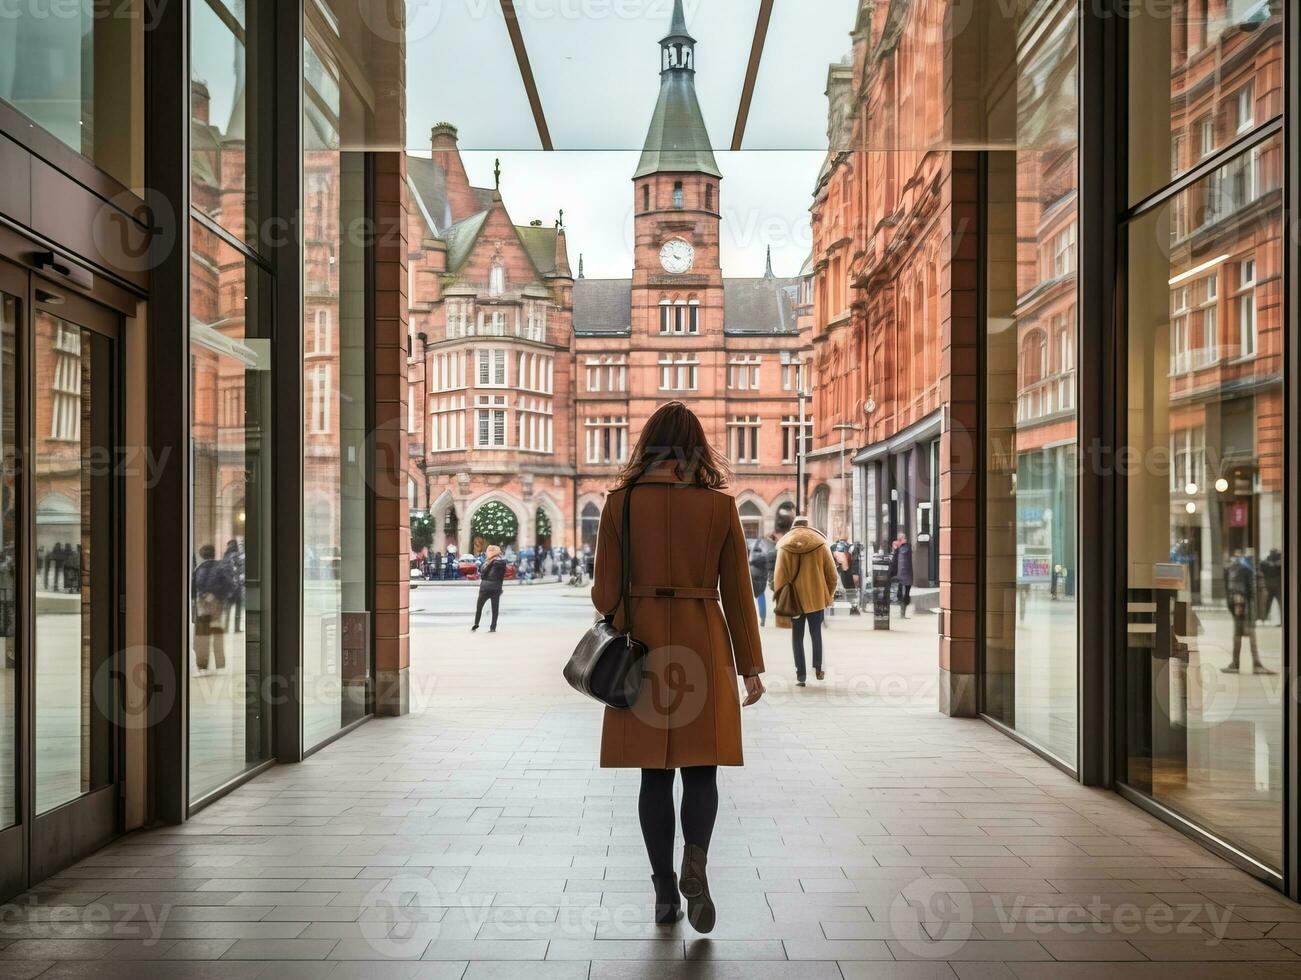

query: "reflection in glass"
left=982, top=0, right=1079, bottom=767
left=191, top=0, right=262, bottom=244
left=0, top=3, right=143, bottom=190
left=0, top=294, right=15, bottom=827
left=189, top=227, right=272, bottom=803
left=302, top=38, right=370, bottom=749
left=1129, top=0, right=1283, bottom=204
left=34, top=315, right=114, bottom=813
left=1125, top=133, right=1284, bottom=869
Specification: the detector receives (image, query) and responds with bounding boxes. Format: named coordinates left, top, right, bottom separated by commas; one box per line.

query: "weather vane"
left=494, top=158, right=501, bottom=189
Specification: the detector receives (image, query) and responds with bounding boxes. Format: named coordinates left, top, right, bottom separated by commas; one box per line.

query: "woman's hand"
left=742, top=674, right=765, bottom=707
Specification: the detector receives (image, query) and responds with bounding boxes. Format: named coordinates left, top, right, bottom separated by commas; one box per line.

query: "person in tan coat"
left=773, top=515, right=839, bottom=686
left=591, top=401, right=765, bottom=934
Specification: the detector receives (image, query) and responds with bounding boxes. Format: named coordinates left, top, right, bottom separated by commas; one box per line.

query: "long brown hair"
left=614, top=401, right=730, bottom=490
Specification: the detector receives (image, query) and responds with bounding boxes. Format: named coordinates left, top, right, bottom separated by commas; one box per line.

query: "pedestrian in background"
left=890, top=533, right=914, bottom=618
left=472, top=544, right=507, bottom=632
left=749, top=531, right=777, bottom=626
left=773, top=516, right=838, bottom=686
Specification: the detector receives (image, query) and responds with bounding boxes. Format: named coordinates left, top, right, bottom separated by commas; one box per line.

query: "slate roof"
left=442, top=211, right=490, bottom=274
left=517, top=224, right=565, bottom=278
left=407, top=154, right=496, bottom=237
left=573, top=280, right=633, bottom=335
left=634, top=71, right=722, bottom=179
left=723, top=277, right=801, bottom=335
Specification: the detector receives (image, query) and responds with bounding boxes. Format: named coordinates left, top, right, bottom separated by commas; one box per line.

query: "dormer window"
left=673, top=182, right=684, bottom=209
left=488, top=262, right=505, bottom=297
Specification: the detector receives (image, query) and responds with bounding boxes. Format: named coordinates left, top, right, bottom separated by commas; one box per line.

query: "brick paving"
left=4, top=588, right=1299, bottom=979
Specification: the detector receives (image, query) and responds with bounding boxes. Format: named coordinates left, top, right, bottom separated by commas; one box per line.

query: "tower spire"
left=635, top=0, right=720, bottom=179
left=578, top=254, right=585, bottom=279
left=764, top=245, right=774, bottom=279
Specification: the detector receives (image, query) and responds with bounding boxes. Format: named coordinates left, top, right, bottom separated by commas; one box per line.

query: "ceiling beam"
left=499, top=0, right=554, bottom=150
left=731, top=0, right=775, bottom=151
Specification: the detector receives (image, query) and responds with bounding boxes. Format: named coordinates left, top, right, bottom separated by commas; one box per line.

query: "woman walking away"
left=591, top=401, right=765, bottom=934
left=472, top=545, right=507, bottom=632
left=773, top=516, right=838, bottom=686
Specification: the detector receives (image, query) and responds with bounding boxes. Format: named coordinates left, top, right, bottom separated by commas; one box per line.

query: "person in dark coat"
left=1259, top=548, right=1282, bottom=625
left=1223, top=553, right=1273, bottom=673
left=890, top=533, right=915, bottom=618
left=748, top=532, right=777, bottom=626
left=223, top=539, right=245, bottom=633
left=472, top=544, right=507, bottom=632
left=192, top=544, right=235, bottom=672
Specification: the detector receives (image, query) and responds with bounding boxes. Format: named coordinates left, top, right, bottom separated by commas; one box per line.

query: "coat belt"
left=629, top=586, right=721, bottom=600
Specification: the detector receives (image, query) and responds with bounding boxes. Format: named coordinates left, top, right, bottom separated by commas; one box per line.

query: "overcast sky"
left=404, top=0, right=857, bottom=278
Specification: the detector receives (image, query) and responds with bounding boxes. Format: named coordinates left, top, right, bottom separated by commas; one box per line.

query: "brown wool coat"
left=591, top=467, right=765, bottom=769
left=772, top=526, right=839, bottom=629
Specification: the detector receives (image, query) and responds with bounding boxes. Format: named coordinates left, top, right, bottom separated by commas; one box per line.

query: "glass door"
left=0, top=256, right=123, bottom=893
left=0, top=262, right=23, bottom=898
left=29, top=287, right=120, bottom=881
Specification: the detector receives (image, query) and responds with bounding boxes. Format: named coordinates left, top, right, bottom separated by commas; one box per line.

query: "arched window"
left=912, top=281, right=927, bottom=392
left=811, top=486, right=831, bottom=536
left=581, top=502, right=602, bottom=553
left=704, top=183, right=713, bottom=211
left=488, top=262, right=505, bottom=297
left=738, top=501, right=763, bottom=545
left=643, top=185, right=650, bottom=211
left=659, top=298, right=673, bottom=334
left=673, top=181, right=684, bottom=209
left=1020, top=329, right=1049, bottom=386
left=688, top=297, right=700, bottom=333
left=674, top=298, right=688, bottom=333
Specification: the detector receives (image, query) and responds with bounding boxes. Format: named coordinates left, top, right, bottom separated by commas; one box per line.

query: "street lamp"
left=832, top=421, right=863, bottom=540
left=796, top=357, right=812, bottom=514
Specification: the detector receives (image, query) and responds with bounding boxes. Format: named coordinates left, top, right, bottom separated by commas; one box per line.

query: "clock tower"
left=631, top=0, right=723, bottom=346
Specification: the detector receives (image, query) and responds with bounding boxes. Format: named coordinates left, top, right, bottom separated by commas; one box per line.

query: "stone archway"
left=465, top=490, right=531, bottom=553
left=532, top=491, right=565, bottom=551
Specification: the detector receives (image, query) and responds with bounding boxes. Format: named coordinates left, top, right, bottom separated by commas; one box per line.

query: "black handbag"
left=563, top=482, right=649, bottom=709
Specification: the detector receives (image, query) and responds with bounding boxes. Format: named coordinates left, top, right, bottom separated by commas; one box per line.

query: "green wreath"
left=471, top=501, right=519, bottom=545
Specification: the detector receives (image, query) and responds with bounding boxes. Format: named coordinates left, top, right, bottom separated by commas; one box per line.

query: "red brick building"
left=809, top=0, right=980, bottom=713
left=406, top=2, right=812, bottom=556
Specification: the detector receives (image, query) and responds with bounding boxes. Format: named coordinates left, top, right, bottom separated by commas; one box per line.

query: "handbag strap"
left=601, top=479, right=641, bottom=624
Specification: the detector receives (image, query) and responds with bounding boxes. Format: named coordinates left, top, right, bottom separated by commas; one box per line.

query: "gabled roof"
left=724, top=277, right=801, bottom=335
left=407, top=154, right=496, bottom=237
left=573, top=280, right=633, bottom=335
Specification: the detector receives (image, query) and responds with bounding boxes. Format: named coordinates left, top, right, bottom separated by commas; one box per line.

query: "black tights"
left=473, top=590, right=500, bottom=629
left=638, top=766, right=718, bottom=878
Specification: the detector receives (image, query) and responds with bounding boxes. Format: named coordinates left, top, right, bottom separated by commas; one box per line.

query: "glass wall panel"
left=1124, top=133, right=1285, bottom=870
left=1130, top=1, right=1284, bottom=205
left=189, top=226, right=273, bottom=803
left=982, top=0, right=1079, bottom=767
left=0, top=292, right=15, bottom=827
left=302, top=35, right=370, bottom=750
left=191, top=0, right=263, bottom=245
left=0, top=1, right=143, bottom=190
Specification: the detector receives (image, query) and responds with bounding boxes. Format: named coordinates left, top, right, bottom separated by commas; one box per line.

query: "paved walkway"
left=4, top=591, right=1300, bottom=979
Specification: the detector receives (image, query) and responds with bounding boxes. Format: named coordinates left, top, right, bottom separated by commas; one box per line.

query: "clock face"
left=659, top=238, right=695, bottom=274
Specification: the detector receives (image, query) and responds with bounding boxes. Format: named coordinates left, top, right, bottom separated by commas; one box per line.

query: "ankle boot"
left=652, top=873, right=682, bottom=924
left=679, top=844, right=716, bottom=934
